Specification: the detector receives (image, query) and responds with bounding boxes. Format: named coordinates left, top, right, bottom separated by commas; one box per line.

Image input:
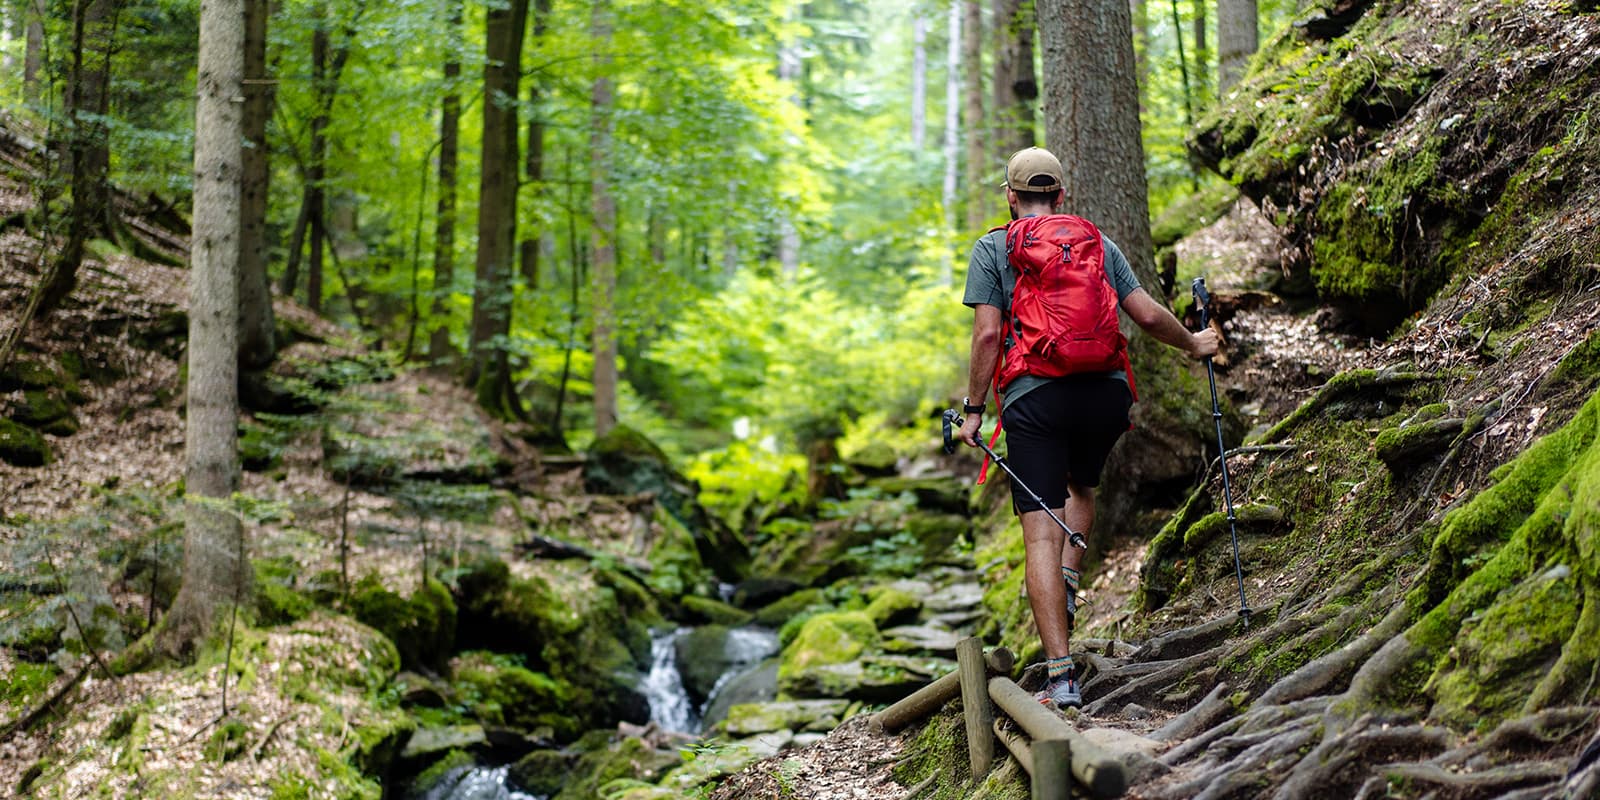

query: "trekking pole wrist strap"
left=963, top=397, right=986, bottom=415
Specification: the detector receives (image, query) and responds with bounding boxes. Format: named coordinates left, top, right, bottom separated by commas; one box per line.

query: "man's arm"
left=959, top=304, right=1003, bottom=446
left=1121, top=287, right=1220, bottom=358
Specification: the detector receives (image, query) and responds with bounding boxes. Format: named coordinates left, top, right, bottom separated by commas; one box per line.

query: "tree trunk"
left=941, top=0, right=960, bottom=238
left=1194, top=0, right=1211, bottom=107
left=168, top=0, right=246, bottom=653
left=306, top=11, right=328, bottom=314
left=428, top=0, right=462, bottom=370
left=589, top=0, right=618, bottom=438
left=1217, top=0, right=1257, bottom=93
left=23, top=0, right=42, bottom=101
left=775, top=17, right=801, bottom=278
left=40, top=0, right=121, bottom=317
left=992, top=0, right=1036, bottom=157
left=469, top=0, right=529, bottom=413
left=961, top=0, right=985, bottom=233
left=1132, top=0, right=1148, bottom=111
left=518, top=0, right=551, bottom=291
left=1037, top=0, right=1157, bottom=288
left=911, top=11, right=927, bottom=149
left=237, top=0, right=276, bottom=371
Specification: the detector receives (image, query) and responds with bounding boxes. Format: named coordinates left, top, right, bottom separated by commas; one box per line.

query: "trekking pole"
left=1192, top=277, right=1251, bottom=627
left=942, top=409, right=1087, bottom=551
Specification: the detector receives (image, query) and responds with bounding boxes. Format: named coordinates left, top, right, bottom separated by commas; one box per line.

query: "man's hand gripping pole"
left=943, top=409, right=1087, bottom=550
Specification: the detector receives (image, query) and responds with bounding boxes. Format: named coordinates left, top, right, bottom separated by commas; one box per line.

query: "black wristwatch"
left=963, top=396, right=986, bottom=415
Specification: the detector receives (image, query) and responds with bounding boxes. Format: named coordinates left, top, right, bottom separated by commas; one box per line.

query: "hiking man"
left=957, top=146, right=1219, bottom=708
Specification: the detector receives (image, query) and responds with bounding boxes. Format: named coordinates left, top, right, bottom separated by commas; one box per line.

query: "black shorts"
left=1001, top=375, right=1132, bottom=513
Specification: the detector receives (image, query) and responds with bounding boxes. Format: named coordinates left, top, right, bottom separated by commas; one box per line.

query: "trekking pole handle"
left=942, top=409, right=960, bottom=454
left=1191, top=277, right=1212, bottom=329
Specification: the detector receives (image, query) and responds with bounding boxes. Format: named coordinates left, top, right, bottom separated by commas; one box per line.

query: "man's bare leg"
left=1022, top=508, right=1071, bottom=659
left=1061, top=482, right=1095, bottom=576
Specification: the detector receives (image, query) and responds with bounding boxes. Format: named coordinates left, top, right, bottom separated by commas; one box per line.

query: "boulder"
left=881, top=625, right=962, bottom=656
left=400, top=725, right=488, bottom=763
left=0, top=418, right=50, bottom=467
left=718, top=699, right=852, bottom=735
left=864, top=587, right=922, bottom=628
left=752, top=588, right=825, bottom=628
left=777, top=612, right=879, bottom=681
left=701, top=659, right=779, bottom=731
left=732, top=576, right=803, bottom=609
left=348, top=577, right=456, bottom=673
left=553, top=737, right=682, bottom=800
left=844, top=442, right=899, bottom=478
left=681, top=595, right=752, bottom=626
left=509, top=749, right=571, bottom=797
left=779, top=655, right=953, bottom=703
left=10, top=390, right=77, bottom=435
left=586, top=425, right=750, bottom=582
left=673, top=625, right=779, bottom=708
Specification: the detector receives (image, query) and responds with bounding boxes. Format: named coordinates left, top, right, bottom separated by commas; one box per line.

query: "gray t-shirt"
left=962, top=222, right=1141, bottom=406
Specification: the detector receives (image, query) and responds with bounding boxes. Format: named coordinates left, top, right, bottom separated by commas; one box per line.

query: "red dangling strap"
left=977, top=383, right=1005, bottom=484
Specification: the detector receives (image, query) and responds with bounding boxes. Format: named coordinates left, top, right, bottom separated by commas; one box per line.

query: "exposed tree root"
left=1254, top=588, right=1410, bottom=706
left=1151, top=683, right=1233, bottom=743
left=1272, top=714, right=1453, bottom=799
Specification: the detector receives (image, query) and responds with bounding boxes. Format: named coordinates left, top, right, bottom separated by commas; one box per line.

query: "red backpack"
left=977, top=214, right=1135, bottom=483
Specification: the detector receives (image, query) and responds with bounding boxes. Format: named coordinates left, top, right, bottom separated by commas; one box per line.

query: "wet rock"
left=732, top=576, right=803, bottom=609
left=781, top=655, right=953, bottom=703
left=701, top=659, right=779, bottom=731
left=864, top=587, right=921, bottom=628
left=401, top=725, right=488, bottom=763
left=751, top=588, right=825, bottom=628
left=681, top=595, right=753, bottom=626
left=553, top=736, right=682, bottom=800
left=509, top=749, right=571, bottom=796
left=719, top=699, right=852, bottom=735
left=675, top=626, right=780, bottom=709
left=880, top=625, right=962, bottom=656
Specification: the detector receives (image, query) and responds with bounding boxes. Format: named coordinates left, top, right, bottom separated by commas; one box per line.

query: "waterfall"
left=642, top=627, right=697, bottom=733
left=702, top=627, right=779, bottom=705
left=415, top=765, right=543, bottom=800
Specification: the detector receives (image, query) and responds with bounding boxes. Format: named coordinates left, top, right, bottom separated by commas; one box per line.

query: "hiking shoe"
left=1036, top=676, right=1082, bottom=709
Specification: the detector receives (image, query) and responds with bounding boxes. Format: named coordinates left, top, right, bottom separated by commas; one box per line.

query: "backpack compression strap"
left=977, top=383, right=1004, bottom=484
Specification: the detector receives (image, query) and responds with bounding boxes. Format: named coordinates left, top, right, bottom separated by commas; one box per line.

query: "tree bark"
left=237, top=0, right=276, bottom=371
left=22, top=0, right=43, bottom=100
left=961, top=0, right=986, bottom=233
left=306, top=11, right=328, bottom=314
left=1038, top=0, right=1157, bottom=287
left=168, top=0, right=246, bottom=653
left=992, top=0, right=1037, bottom=156
left=1194, top=0, right=1211, bottom=107
left=518, top=0, right=551, bottom=291
left=468, top=0, right=530, bottom=412
left=911, top=11, right=927, bottom=149
left=40, top=0, right=121, bottom=317
left=428, top=0, right=462, bottom=370
left=941, top=0, right=960, bottom=238
left=1218, top=0, right=1257, bottom=93
left=589, top=0, right=618, bottom=437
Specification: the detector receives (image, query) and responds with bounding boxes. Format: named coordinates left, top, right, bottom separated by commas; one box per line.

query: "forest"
left=2, top=0, right=1600, bottom=798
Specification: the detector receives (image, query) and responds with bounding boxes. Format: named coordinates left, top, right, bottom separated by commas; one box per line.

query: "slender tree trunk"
left=168, top=0, right=246, bottom=653
left=518, top=0, right=551, bottom=291
left=1194, top=0, right=1210, bottom=107
left=941, top=0, right=960, bottom=238
left=306, top=10, right=328, bottom=314
left=1037, top=0, right=1157, bottom=288
left=238, top=0, right=276, bottom=370
left=911, top=11, right=927, bottom=150
left=589, top=0, right=617, bottom=438
left=961, top=0, right=985, bottom=233
left=1217, top=0, right=1257, bottom=93
left=775, top=15, right=801, bottom=278
left=1170, top=0, right=1194, bottom=131
left=428, top=0, right=461, bottom=370
left=40, top=0, right=121, bottom=317
left=468, top=0, right=529, bottom=412
left=23, top=0, right=42, bottom=101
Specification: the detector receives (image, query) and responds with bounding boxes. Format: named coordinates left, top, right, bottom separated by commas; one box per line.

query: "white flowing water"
left=642, top=627, right=697, bottom=733
left=702, top=627, right=780, bottom=704
left=417, top=765, right=543, bottom=800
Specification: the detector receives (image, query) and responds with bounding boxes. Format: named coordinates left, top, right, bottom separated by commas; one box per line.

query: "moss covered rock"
left=752, top=588, right=826, bottom=628
left=0, top=418, right=50, bottom=467
left=451, top=652, right=579, bottom=740
left=553, top=737, right=681, bottom=800
left=864, top=587, right=921, bottom=628
left=680, top=595, right=753, bottom=626
left=586, top=424, right=751, bottom=582
left=349, top=576, right=456, bottom=672
left=11, top=389, right=78, bottom=435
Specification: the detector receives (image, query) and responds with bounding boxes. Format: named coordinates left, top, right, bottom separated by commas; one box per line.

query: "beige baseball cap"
left=1004, top=147, right=1064, bottom=192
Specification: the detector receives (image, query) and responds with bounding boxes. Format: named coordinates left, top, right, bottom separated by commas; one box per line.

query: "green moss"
left=753, top=588, right=826, bottom=628
left=777, top=611, right=878, bottom=680
left=348, top=576, right=457, bottom=672
left=1152, top=181, right=1239, bottom=248
left=891, top=714, right=973, bottom=800
left=863, top=587, right=920, bottom=628
left=253, top=559, right=314, bottom=626
left=452, top=651, right=577, bottom=739
left=410, top=750, right=476, bottom=795
left=681, top=594, right=753, bottom=626
left=0, top=418, right=51, bottom=467
left=0, top=660, right=59, bottom=709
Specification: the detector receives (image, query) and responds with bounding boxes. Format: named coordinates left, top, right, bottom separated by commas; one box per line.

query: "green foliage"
left=347, top=575, right=457, bottom=672
left=685, top=438, right=807, bottom=530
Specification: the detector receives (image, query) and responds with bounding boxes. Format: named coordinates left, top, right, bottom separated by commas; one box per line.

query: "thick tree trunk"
left=961, top=0, right=985, bottom=233
left=428, top=1, right=461, bottom=371
left=1037, top=0, right=1157, bottom=287
left=911, top=11, right=927, bottom=149
left=40, top=0, right=121, bottom=317
left=468, top=0, right=529, bottom=411
left=992, top=0, right=1037, bottom=156
left=589, top=0, right=617, bottom=437
left=168, top=0, right=246, bottom=653
left=1218, top=0, right=1257, bottom=93
left=238, top=0, right=276, bottom=371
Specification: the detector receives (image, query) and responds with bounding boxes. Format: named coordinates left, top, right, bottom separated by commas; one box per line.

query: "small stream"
left=416, top=625, right=777, bottom=799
